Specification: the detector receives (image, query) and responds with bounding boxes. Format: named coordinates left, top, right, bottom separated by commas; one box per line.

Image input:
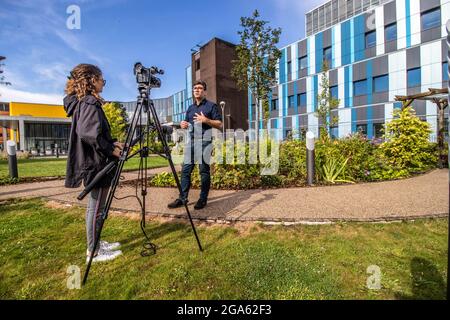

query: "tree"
left=102, top=102, right=128, bottom=141
left=231, top=9, right=281, bottom=157
left=315, top=61, right=339, bottom=139
left=0, top=56, right=12, bottom=96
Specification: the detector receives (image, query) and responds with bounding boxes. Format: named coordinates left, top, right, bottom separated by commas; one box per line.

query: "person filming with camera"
left=168, top=80, right=222, bottom=210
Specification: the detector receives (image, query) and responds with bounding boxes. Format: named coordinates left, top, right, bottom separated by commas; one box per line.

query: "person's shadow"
left=396, top=257, right=447, bottom=300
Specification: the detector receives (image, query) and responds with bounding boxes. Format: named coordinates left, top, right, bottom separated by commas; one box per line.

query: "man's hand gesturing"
left=193, top=112, right=209, bottom=124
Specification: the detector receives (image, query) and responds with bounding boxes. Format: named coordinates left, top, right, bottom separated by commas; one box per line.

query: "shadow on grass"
left=117, top=221, right=196, bottom=250
left=396, top=257, right=447, bottom=300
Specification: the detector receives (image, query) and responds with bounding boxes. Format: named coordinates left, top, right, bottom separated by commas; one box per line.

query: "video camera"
left=133, top=62, right=164, bottom=89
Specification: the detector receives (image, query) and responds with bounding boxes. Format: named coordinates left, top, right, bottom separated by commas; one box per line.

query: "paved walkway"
left=0, top=168, right=448, bottom=223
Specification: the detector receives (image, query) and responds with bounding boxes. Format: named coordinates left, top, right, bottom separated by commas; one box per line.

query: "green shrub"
left=314, top=133, right=414, bottom=183
left=211, top=139, right=262, bottom=189
left=150, top=113, right=440, bottom=190
left=150, top=172, right=177, bottom=187
left=212, top=164, right=261, bottom=189
left=333, top=133, right=377, bottom=181
left=379, top=107, right=438, bottom=173
left=0, top=177, right=19, bottom=186
left=261, top=174, right=283, bottom=188
left=319, top=156, right=355, bottom=184
left=278, top=140, right=307, bottom=186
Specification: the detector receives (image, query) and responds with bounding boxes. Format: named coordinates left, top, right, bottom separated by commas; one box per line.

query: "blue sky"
left=0, top=0, right=324, bottom=104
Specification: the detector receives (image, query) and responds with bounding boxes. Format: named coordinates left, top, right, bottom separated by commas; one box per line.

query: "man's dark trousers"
left=179, top=140, right=211, bottom=202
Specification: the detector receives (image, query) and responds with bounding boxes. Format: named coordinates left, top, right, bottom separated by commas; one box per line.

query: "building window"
left=407, top=68, right=421, bottom=88
left=271, top=99, right=278, bottom=111
left=24, top=123, right=71, bottom=154
left=356, top=124, right=368, bottom=135
left=385, top=23, right=397, bottom=42
left=330, top=126, right=338, bottom=139
left=287, top=61, right=292, bottom=76
left=373, top=123, right=384, bottom=138
left=0, top=103, right=9, bottom=112
left=443, top=62, right=449, bottom=82
left=373, top=75, right=389, bottom=93
left=365, top=30, right=376, bottom=49
left=285, top=129, right=292, bottom=139
left=444, top=117, right=449, bottom=139
left=353, top=79, right=367, bottom=96
left=299, top=56, right=308, bottom=70
left=195, top=59, right=200, bottom=71
left=297, top=93, right=307, bottom=107
left=323, top=46, right=332, bottom=67
left=288, top=95, right=295, bottom=108
left=421, top=8, right=441, bottom=31
left=330, top=85, right=338, bottom=99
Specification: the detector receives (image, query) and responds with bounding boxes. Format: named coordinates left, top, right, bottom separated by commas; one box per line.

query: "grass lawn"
left=0, top=198, right=447, bottom=300
left=0, top=156, right=168, bottom=180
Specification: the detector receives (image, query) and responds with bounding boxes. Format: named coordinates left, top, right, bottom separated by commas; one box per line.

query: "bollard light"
left=306, top=131, right=315, bottom=185
left=306, top=131, right=315, bottom=151
left=6, top=140, right=18, bottom=179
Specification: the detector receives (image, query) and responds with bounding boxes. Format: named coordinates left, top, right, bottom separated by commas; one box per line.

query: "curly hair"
left=65, top=64, right=104, bottom=102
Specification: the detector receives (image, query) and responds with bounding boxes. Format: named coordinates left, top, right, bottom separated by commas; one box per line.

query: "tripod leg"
left=82, top=215, right=106, bottom=285
left=138, top=117, right=157, bottom=256
left=82, top=92, right=147, bottom=284
left=168, top=158, right=203, bottom=252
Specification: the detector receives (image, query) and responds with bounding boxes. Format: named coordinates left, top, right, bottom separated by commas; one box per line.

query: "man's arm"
left=207, top=103, right=223, bottom=130
left=193, top=112, right=222, bottom=130
left=205, top=118, right=222, bottom=130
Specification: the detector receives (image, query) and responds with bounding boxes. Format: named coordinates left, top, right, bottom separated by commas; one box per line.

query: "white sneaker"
left=86, top=249, right=122, bottom=264
left=100, top=240, right=121, bottom=251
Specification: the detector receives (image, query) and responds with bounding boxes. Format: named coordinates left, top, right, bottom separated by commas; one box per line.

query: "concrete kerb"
left=41, top=196, right=449, bottom=226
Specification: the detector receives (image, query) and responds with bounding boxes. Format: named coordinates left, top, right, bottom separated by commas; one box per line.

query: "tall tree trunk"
left=255, top=96, right=260, bottom=162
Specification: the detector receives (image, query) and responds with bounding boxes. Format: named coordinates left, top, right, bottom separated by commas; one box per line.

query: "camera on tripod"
left=81, top=61, right=203, bottom=285
left=133, top=62, right=164, bottom=89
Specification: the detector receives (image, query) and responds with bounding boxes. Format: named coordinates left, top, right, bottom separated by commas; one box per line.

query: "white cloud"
left=54, top=29, right=105, bottom=65
left=32, top=63, right=71, bottom=91
left=0, top=86, right=63, bottom=105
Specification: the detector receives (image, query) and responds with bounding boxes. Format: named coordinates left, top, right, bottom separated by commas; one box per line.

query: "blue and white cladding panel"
left=255, top=0, right=449, bottom=141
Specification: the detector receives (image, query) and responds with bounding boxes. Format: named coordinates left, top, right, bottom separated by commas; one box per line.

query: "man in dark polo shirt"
left=168, top=80, right=222, bottom=210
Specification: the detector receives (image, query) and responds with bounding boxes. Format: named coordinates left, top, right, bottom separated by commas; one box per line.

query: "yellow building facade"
left=0, top=101, right=71, bottom=154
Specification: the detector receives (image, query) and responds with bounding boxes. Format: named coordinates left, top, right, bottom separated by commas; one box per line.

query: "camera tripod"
left=79, top=63, right=203, bottom=285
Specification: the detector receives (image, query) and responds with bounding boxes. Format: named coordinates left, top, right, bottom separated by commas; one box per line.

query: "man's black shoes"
left=168, top=198, right=207, bottom=210
left=168, top=198, right=184, bottom=209
left=194, top=199, right=207, bottom=210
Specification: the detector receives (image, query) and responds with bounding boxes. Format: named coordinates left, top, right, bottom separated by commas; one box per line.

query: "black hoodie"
left=64, top=94, right=116, bottom=188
